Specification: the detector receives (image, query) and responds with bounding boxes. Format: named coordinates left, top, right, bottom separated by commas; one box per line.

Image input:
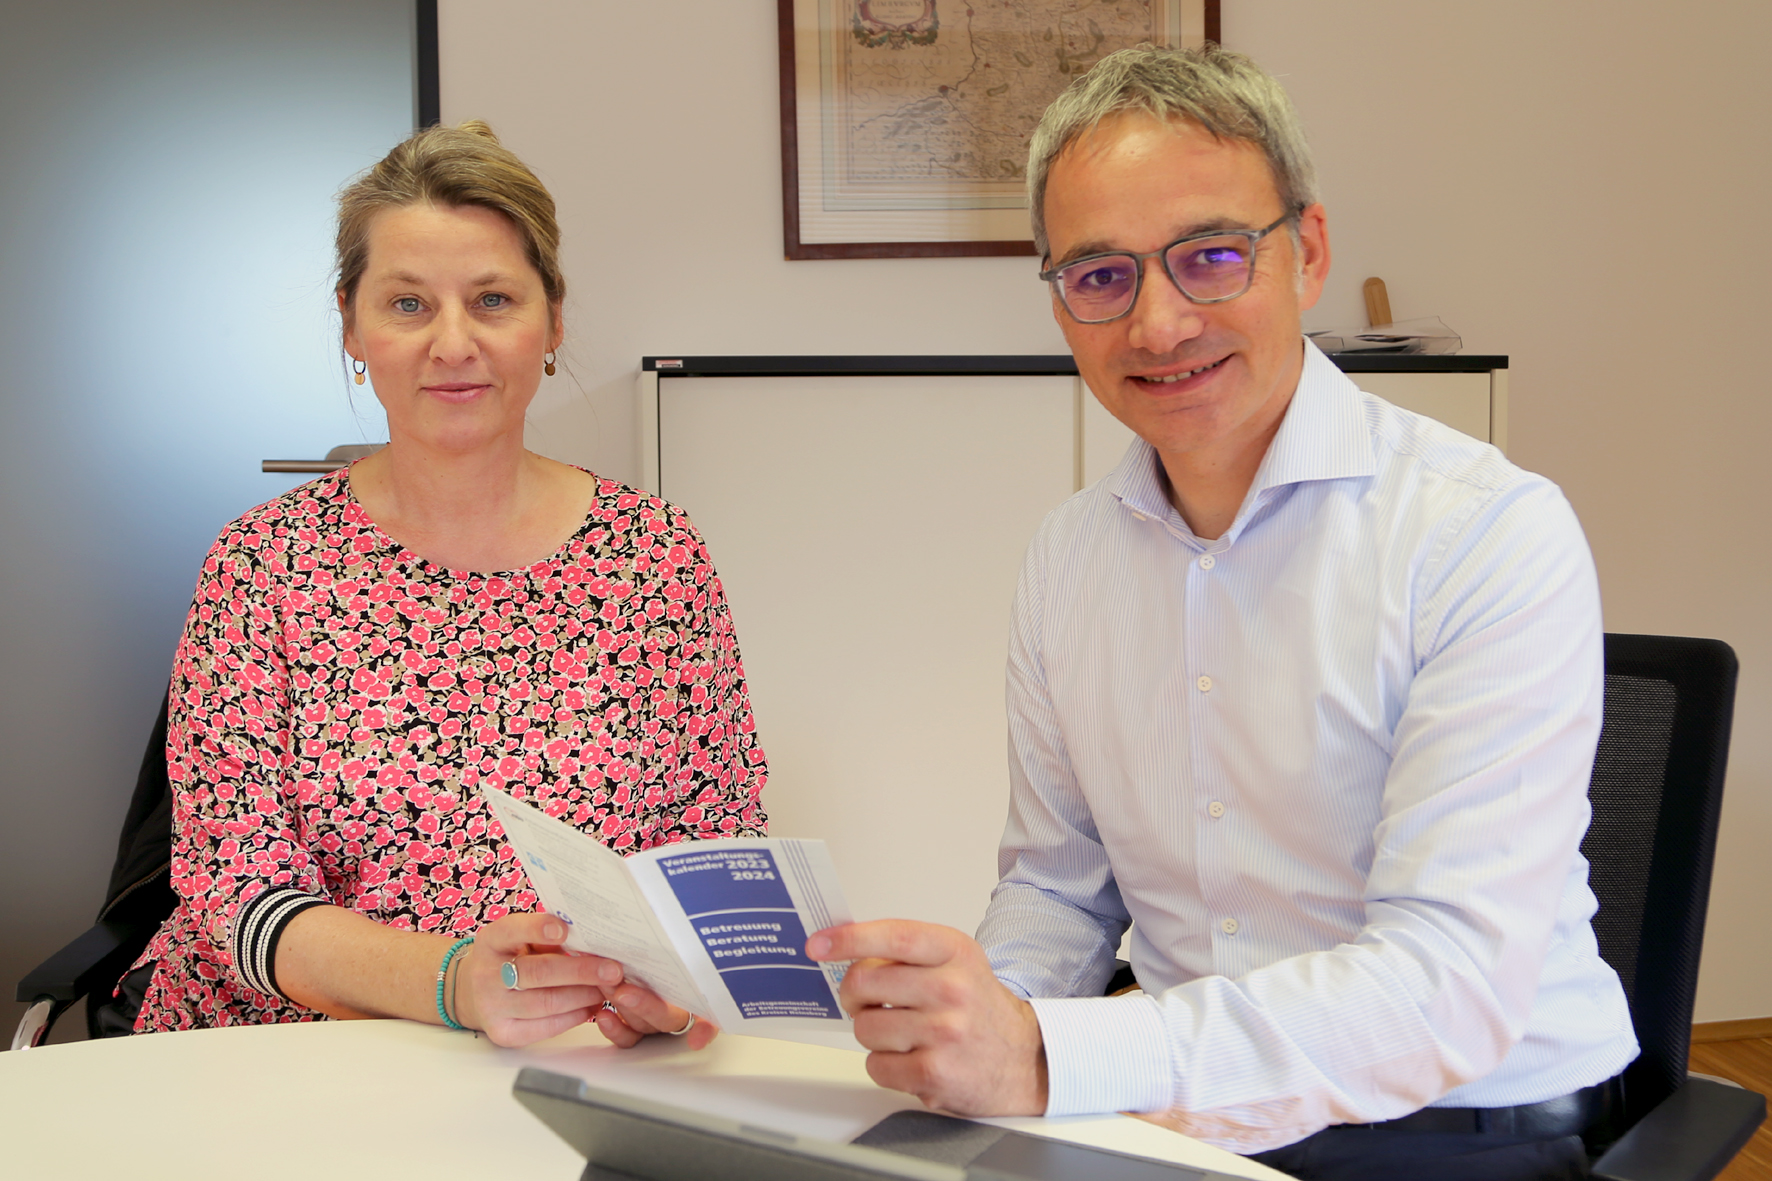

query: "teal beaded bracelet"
left=435, top=937, right=475, bottom=1031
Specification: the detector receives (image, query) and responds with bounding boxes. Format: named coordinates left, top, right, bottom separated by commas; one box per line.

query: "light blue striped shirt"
left=978, top=341, right=1638, bottom=1154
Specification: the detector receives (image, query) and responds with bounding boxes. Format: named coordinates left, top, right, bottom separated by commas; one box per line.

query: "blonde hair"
left=335, top=120, right=564, bottom=321
left=1027, top=44, right=1317, bottom=257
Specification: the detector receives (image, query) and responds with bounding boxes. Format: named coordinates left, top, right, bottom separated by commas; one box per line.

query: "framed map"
left=778, top=0, right=1218, bottom=259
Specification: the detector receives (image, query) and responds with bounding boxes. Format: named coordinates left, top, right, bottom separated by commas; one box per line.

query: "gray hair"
left=1026, top=43, right=1318, bottom=257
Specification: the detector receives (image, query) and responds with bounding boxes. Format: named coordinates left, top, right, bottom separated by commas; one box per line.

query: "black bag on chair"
left=13, top=692, right=177, bottom=1045
left=87, top=691, right=177, bottom=1036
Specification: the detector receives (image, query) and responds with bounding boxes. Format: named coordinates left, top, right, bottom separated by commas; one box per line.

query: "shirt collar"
left=1249, top=337, right=1377, bottom=493
left=1104, top=338, right=1377, bottom=529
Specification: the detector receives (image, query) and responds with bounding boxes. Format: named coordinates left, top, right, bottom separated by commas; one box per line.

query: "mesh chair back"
left=1580, top=634, right=1738, bottom=1125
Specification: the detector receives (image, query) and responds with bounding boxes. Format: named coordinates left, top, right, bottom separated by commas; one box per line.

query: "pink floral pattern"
left=132, top=468, right=767, bottom=1030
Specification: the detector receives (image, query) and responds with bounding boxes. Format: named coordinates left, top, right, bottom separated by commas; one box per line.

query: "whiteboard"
left=657, top=374, right=1075, bottom=936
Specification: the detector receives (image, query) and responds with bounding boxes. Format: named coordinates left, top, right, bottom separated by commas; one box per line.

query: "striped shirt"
left=977, top=341, right=1638, bottom=1154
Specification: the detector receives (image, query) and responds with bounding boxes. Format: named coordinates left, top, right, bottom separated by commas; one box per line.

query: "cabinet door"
left=1353, top=371, right=1494, bottom=443
left=659, top=375, right=1075, bottom=933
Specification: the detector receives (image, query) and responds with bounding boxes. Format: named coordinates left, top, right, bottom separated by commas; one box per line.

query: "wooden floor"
left=1689, top=1037, right=1772, bottom=1180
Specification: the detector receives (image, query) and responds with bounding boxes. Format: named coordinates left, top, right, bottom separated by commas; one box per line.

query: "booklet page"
left=629, top=838, right=861, bottom=1050
left=480, top=786, right=706, bottom=1015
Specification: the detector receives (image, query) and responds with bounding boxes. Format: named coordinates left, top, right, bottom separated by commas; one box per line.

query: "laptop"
left=513, top=1066, right=1250, bottom=1181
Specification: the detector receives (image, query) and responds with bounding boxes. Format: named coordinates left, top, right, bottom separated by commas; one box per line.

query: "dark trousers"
left=1249, top=1127, right=1591, bottom=1180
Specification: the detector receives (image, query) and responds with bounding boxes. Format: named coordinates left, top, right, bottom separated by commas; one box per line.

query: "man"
left=807, top=45, right=1637, bottom=1179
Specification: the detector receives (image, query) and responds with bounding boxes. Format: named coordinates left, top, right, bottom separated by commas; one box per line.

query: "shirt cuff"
left=231, top=886, right=328, bottom=1000
left=1030, top=993, right=1174, bottom=1116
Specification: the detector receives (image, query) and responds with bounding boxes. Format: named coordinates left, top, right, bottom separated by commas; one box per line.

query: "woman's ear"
left=550, top=303, right=565, bottom=353
left=338, top=289, right=361, bottom=359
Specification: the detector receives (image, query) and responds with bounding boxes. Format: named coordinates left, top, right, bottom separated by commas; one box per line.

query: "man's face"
left=1042, top=112, right=1330, bottom=466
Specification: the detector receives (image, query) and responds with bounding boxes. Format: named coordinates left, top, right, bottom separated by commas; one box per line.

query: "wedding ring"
left=501, top=960, right=522, bottom=990
left=666, top=1012, right=697, bottom=1036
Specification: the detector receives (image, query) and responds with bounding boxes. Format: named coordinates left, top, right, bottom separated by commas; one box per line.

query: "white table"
left=0, top=1020, right=1288, bottom=1179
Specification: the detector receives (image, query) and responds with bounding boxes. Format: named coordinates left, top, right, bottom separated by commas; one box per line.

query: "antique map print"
left=821, top=0, right=1198, bottom=211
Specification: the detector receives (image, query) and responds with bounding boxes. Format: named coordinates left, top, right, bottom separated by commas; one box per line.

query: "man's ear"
left=1294, top=203, right=1331, bottom=312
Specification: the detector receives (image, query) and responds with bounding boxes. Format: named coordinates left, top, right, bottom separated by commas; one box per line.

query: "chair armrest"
left=15, top=917, right=157, bottom=1005
left=1593, top=1076, right=1766, bottom=1181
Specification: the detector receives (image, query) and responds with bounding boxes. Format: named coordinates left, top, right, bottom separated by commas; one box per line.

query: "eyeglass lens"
left=1056, top=235, right=1256, bottom=322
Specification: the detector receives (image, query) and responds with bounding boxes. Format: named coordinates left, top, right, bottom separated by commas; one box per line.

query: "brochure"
left=481, top=785, right=860, bottom=1050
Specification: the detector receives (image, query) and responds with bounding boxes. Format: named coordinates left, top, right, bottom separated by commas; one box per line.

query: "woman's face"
left=342, top=202, right=561, bottom=456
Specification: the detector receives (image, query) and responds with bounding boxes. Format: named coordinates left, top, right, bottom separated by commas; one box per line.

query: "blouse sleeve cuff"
left=1029, top=993, right=1175, bottom=1116
left=231, top=886, right=328, bottom=1000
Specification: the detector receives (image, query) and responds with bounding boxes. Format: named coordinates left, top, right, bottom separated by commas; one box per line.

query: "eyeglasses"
left=1039, top=211, right=1298, bottom=324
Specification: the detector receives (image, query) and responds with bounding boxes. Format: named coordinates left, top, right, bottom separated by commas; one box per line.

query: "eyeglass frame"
left=1038, top=208, right=1302, bottom=324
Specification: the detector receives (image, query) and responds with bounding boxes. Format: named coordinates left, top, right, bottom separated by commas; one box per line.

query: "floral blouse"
left=131, top=468, right=768, bottom=1031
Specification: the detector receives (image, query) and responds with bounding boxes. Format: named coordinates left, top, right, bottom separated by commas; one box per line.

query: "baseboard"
left=1692, top=1017, right=1772, bottom=1043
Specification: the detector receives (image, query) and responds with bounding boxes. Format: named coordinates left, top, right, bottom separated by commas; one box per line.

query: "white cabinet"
left=639, top=355, right=1508, bottom=935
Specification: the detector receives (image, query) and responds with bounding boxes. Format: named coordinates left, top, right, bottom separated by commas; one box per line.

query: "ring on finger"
left=666, top=1012, right=696, bottom=1036
left=501, top=960, right=523, bottom=991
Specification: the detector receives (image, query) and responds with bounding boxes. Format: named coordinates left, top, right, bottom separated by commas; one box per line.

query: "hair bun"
left=455, top=119, right=500, bottom=145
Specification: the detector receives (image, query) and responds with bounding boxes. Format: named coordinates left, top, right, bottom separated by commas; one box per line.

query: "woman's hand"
left=453, top=912, right=616, bottom=1046
left=451, top=912, right=717, bottom=1051
left=591, top=965, right=721, bottom=1051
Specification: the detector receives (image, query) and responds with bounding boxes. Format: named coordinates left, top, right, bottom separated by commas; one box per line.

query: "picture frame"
left=777, top=0, right=1220, bottom=260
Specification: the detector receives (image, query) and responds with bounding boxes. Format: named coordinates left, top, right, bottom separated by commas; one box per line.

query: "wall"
left=1226, top=1, right=1772, bottom=1022
left=442, top=0, right=1771, bottom=1020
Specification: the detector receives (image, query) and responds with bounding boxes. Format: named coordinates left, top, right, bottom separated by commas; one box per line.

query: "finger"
left=495, top=983, right=608, bottom=1020
left=478, top=911, right=571, bottom=956
left=839, top=958, right=965, bottom=1012
left=595, top=1006, right=645, bottom=1049
left=807, top=920, right=967, bottom=968
left=863, top=1049, right=940, bottom=1107
left=609, top=985, right=690, bottom=1036
left=482, top=1005, right=598, bottom=1049
left=685, top=1019, right=720, bottom=1051
left=849, top=1004, right=930, bottom=1053
left=503, top=951, right=608, bottom=992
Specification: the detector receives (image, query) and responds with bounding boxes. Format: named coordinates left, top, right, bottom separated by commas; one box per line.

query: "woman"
left=126, top=122, right=764, bottom=1048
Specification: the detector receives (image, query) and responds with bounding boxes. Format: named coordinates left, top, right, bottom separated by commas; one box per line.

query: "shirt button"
left=1221, top=918, right=1239, bottom=935
left=1197, top=675, right=1213, bottom=692
left=1208, top=800, right=1226, bottom=818
left=1199, top=554, right=1215, bottom=570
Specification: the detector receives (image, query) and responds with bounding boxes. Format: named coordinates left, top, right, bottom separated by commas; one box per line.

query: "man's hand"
left=807, top=920, right=1047, bottom=1116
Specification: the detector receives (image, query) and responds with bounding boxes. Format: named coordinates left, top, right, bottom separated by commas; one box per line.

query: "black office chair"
left=13, top=693, right=176, bottom=1049
left=1582, top=634, right=1763, bottom=1179
left=1103, top=634, right=1763, bottom=1179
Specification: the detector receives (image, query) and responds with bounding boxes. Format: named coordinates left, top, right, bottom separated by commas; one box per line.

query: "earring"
left=544, top=351, right=557, bottom=377
left=352, top=357, right=367, bottom=385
